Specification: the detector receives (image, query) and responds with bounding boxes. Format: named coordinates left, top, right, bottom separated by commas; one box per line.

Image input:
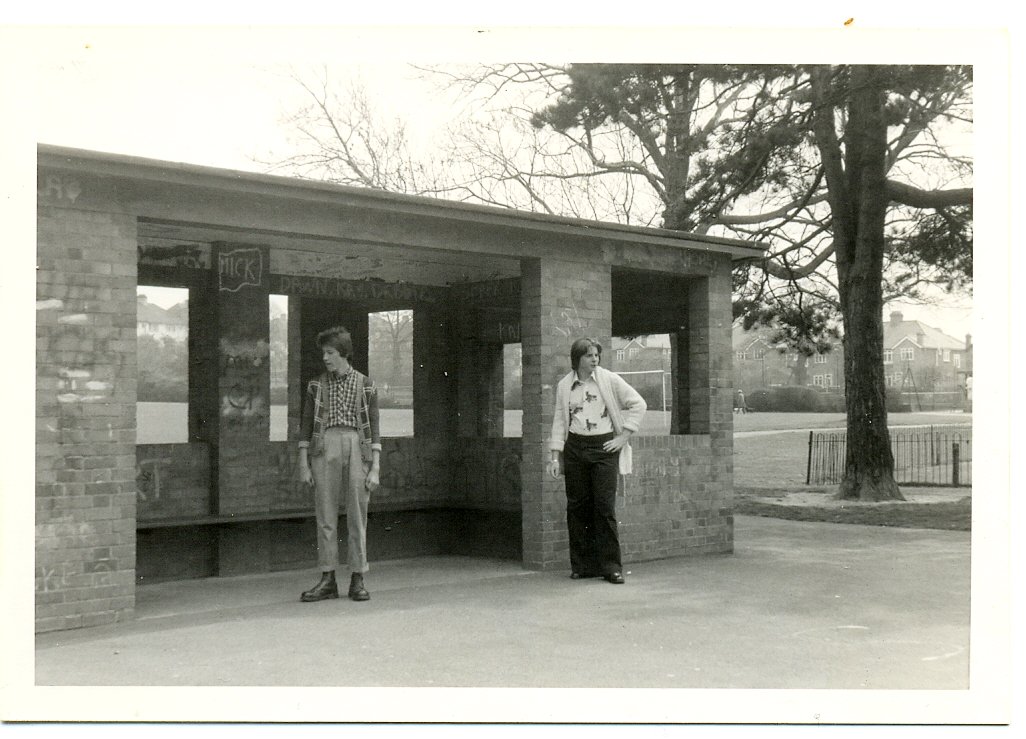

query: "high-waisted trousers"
left=563, top=431, right=621, bottom=576
left=310, top=426, right=370, bottom=573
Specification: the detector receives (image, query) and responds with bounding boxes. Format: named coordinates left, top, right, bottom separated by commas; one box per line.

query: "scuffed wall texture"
left=36, top=200, right=138, bottom=632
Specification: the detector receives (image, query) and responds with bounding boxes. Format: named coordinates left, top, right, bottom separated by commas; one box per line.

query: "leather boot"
left=300, top=571, right=339, bottom=602
left=348, top=572, right=370, bottom=601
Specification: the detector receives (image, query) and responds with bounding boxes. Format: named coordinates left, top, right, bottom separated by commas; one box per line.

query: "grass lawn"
left=733, top=494, right=972, bottom=531
left=733, top=412, right=972, bottom=531
left=732, top=409, right=971, bottom=434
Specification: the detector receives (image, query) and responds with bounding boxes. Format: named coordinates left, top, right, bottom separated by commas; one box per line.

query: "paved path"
left=35, top=516, right=970, bottom=712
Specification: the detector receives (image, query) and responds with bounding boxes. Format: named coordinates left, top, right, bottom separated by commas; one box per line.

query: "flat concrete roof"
left=38, top=144, right=768, bottom=262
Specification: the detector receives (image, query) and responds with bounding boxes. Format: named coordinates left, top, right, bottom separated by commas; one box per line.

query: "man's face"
left=322, top=345, right=347, bottom=373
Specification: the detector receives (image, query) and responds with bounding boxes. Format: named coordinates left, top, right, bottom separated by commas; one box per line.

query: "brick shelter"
left=35, top=145, right=763, bottom=632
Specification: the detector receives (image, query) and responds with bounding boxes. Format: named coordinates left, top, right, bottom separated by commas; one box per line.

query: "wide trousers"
left=311, top=426, right=370, bottom=573
left=563, top=431, right=622, bottom=576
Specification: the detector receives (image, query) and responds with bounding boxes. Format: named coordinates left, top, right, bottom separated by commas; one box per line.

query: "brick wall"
left=136, top=443, right=210, bottom=520
left=621, top=435, right=732, bottom=560
left=521, top=257, right=613, bottom=570
left=36, top=204, right=138, bottom=632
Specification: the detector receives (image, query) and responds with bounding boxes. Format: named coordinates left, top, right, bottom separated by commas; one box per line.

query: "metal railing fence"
left=806, top=424, right=972, bottom=487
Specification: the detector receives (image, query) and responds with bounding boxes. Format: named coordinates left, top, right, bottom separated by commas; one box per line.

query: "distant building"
left=732, top=324, right=842, bottom=394
left=608, top=334, right=672, bottom=374
left=732, top=310, right=971, bottom=398
left=882, top=311, right=968, bottom=394
left=136, top=295, right=187, bottom=340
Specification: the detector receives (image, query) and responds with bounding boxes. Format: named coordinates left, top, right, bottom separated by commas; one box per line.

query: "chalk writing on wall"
left=218, top=247, right=263, bottom=292
left=220, top=338, right=270, bottom=372
left=136, top=458, right=168, bottom=502
left=272, top=274, right=443, bottom=304
left=551, top=304, right=585, bottom=339
left=219, top=338, right=270, bottom=427
left=38, top=565, right=72, bottom=593
left=463, top=278, right=521, bottom=302
left=497, top=321, right=521, bottom=343
left=37, top=174, right=82, bottom=204
left=139, top=244, right=210, bottom=270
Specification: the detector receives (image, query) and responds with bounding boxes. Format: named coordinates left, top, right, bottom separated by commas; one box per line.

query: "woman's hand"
left=365, top=465, right=380, bottom=493
left=299, top=462, right=314, bottom=487
left=602, top=431, right=632, bottom=454
left=548, top=458, right=561, bottom=479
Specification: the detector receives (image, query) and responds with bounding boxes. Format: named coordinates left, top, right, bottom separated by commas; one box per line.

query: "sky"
left=7, top=19, right=1011, bottom=343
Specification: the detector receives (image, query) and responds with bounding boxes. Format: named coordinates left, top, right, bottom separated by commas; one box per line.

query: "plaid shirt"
left=324, top=369, right=360, bottom=429
left=300, top=369, right=381, bottom=459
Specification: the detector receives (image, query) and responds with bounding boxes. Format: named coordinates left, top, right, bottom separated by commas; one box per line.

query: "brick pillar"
left=519, top=257, right=611, bottom=571
left=706, top=261, right=736, bottom=457
left=672, top=271, right=733, bottom=438
left=35, top=204, right=138, bottom=632
left=686, top=277, right=711, bottom=434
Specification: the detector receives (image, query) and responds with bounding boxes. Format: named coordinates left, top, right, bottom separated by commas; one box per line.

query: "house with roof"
left=136, top=294, right=187, bottom=340
left=731, top=324, right=843, bottom=395
left=609, top=334, right=672, bottom=372
left=731, top=310, right=971, bottom=405
left=883, top=311, right=969, bottom=395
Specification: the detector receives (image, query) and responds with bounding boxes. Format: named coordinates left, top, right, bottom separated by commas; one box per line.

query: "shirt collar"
left=572, top=370, right=595, bottom=387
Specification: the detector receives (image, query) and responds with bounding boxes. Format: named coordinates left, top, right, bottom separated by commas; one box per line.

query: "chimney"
left=889, top=311, right=903, bottom=324
left=965, top=333, right=972, bottom=350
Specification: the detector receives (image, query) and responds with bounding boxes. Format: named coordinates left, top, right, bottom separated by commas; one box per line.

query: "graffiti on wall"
left=551, top=303, right=586, bottom=339
left=219, top=338, right=269, bottom=428
left=136, top=457, right=168, bottom=502
left=453, top=442, right=522, bottom=509
left=461, top=278, right=520, bottom=303
left=272, top=274, right=444, bottom=304
left=497, top=321, right=521, bottom=343
left=37, top=174, right=82, bottom=204
left=139, top=243, right=210, bottom=270
left=218, top=247, right=264, bottom=292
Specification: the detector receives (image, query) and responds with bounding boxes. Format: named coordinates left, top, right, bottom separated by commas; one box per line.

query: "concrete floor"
left=31, top=514, right=975, bottom=724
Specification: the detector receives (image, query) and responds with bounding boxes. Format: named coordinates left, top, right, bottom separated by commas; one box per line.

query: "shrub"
left=885, top=387, right=910, bottom=412
left=747, top=386, right=835, bottom=412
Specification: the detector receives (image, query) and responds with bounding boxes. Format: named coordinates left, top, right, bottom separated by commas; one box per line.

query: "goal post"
left=617, top=369, right=671, bottom=426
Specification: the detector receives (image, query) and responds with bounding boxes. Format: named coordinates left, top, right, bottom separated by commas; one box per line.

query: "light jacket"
left=549, top=365, right=646, bottom=474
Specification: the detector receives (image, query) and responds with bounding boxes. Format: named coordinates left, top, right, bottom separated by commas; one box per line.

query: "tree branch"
left=885, top=180, right=972, bottom=208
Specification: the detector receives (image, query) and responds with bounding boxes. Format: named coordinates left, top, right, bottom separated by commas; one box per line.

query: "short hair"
left=316, top=325, right=354, bottom=360
left=570, top=337, right=602, bottom=371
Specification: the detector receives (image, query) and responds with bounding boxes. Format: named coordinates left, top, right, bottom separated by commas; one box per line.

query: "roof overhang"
left=38, top=144, right=768, bottom=262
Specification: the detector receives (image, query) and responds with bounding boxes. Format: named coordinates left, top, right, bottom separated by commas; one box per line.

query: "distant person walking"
left=735, top=389, right=749, bottom=414
left=297, top=325, right=381, bottom=603
left=548, top=338, right=646, bottom=584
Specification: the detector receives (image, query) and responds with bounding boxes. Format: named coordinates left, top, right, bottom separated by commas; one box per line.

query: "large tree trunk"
left=837, top=276, right=903, bottom=501
left=813, top=65, right=903, bottom=501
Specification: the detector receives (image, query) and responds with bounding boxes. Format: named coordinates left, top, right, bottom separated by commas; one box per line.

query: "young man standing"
left=297, top=325, right=381, bottom=602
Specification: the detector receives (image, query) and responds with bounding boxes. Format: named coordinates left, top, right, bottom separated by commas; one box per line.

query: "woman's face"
left=578, top=345, right=601, bottom=375
left=322, top=345, right=349, bottom=373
